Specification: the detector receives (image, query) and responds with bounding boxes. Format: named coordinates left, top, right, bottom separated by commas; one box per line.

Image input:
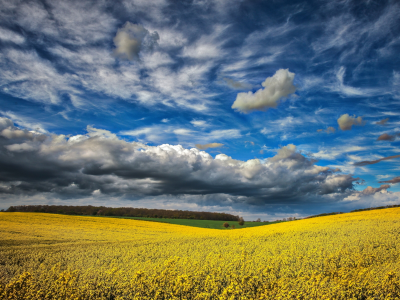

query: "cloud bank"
left=0, top=117, right=358, bottom=209
left=231, top=69, right=296, bottom=113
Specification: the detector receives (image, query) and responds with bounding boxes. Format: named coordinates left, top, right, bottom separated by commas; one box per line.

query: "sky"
left=0, top=0, right=400, bottom=220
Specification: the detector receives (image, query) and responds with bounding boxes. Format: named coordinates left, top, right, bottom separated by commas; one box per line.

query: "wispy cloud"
left=354, top=154, right=400, bottom=167
left=313, top=145, right=369, bottom=161
left=379, top=176, right=400, bottom=184
left=120, top=124, right=242, bottom=146
left=377, top=133, right=400, bottom=141
left=0, top=111, right=48, bottom=133
left=0, top=27, right=25, bottom=44
left=196, top=143, right=224, bottom=150
left=223, top=77, right=252, bottom=90
left=376, top=118, right=389, bottom=125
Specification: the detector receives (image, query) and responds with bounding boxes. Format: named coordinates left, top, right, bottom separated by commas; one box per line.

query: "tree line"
left=5, top=205, right=240, bottom=221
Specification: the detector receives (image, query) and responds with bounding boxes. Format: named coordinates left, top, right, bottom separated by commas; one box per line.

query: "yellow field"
left=0, top=209, right=400, bottom=300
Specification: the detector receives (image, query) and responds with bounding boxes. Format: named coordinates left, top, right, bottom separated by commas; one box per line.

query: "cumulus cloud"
left=113, top=22, right=159, bottom=60
left=231, top=69, right=296, bottom=113
left=343, top=184, right=396, bottom=204
left=343, top=188, right=400, bottom=206
left=0, top=117, right=357, bottom=207
left=337, top=114, right=365, bottom=130
left=376, top=118, right=389, bottom=125
left=377, top=133, right=400, bottom=141
left=354, top=154, right=400, bottom=166
left=195, top=143, right=224, bottom=150
left=268, top=144, right=301, bottom=162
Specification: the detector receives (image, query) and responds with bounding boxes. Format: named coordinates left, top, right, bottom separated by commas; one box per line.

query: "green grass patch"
left=99, top=216, right=283, bottom=229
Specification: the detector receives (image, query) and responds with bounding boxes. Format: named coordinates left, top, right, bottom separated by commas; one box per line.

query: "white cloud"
left=334, top=67, right=380, bottom=97
left=220, top=60, right=249, bottom=73
left=272, top=116, right=305, bottom=128
left=141, top=51, right=174, bottom=69
left=121, top=125, right=242, bottom=146
left=48, top=0, right=117, bottom=45
left=232, top=69, right=296, bottom=112
left=344, top=187, right=400, bottom=206
left=0, top=1, right=220, bottom=112
left=190, top=120, right=208, bottom=127
left=121, top=0, right=168, bottom=22
left=313, top=145, right=369, bottom=161
left=173, top=128, right=193, bottom=135
left=155, top=27, right=188, bottom=49
left=376, top=174, right=391, bottom=181
left=92, top=189, right=102, bottom=196
left=260, top=127, right=274, bottom=135
left=120, top=127, right=162, bottom=142
left=0, top=49, right=78, bottom=105
left=0, top=27, right=25, bottom=44
left=1, top=0, right=117, bottom=46
left=207, top=129, right=242, bottom=140
left=0, top=111, right=48, bottom=133
left=182, top=40, right=221, bottom=59
left=6, top=143, right=36, bottom=152
left=181, top=25, right=228, bottom=59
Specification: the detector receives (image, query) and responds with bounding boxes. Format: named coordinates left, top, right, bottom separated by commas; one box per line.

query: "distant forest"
left=5, top=205, right=240, bottom=221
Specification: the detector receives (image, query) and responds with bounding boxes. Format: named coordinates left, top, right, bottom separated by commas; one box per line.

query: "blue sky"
left=0, top=0, right=400, bottom=220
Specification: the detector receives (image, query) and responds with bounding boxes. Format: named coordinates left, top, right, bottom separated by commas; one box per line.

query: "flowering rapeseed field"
left=0, top=209, right=400, bottom=299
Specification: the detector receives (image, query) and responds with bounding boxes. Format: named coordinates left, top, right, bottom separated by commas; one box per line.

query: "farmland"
left=1, top=209, right=400, bottom=299
left=99, top=216, right=273, bottom=229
